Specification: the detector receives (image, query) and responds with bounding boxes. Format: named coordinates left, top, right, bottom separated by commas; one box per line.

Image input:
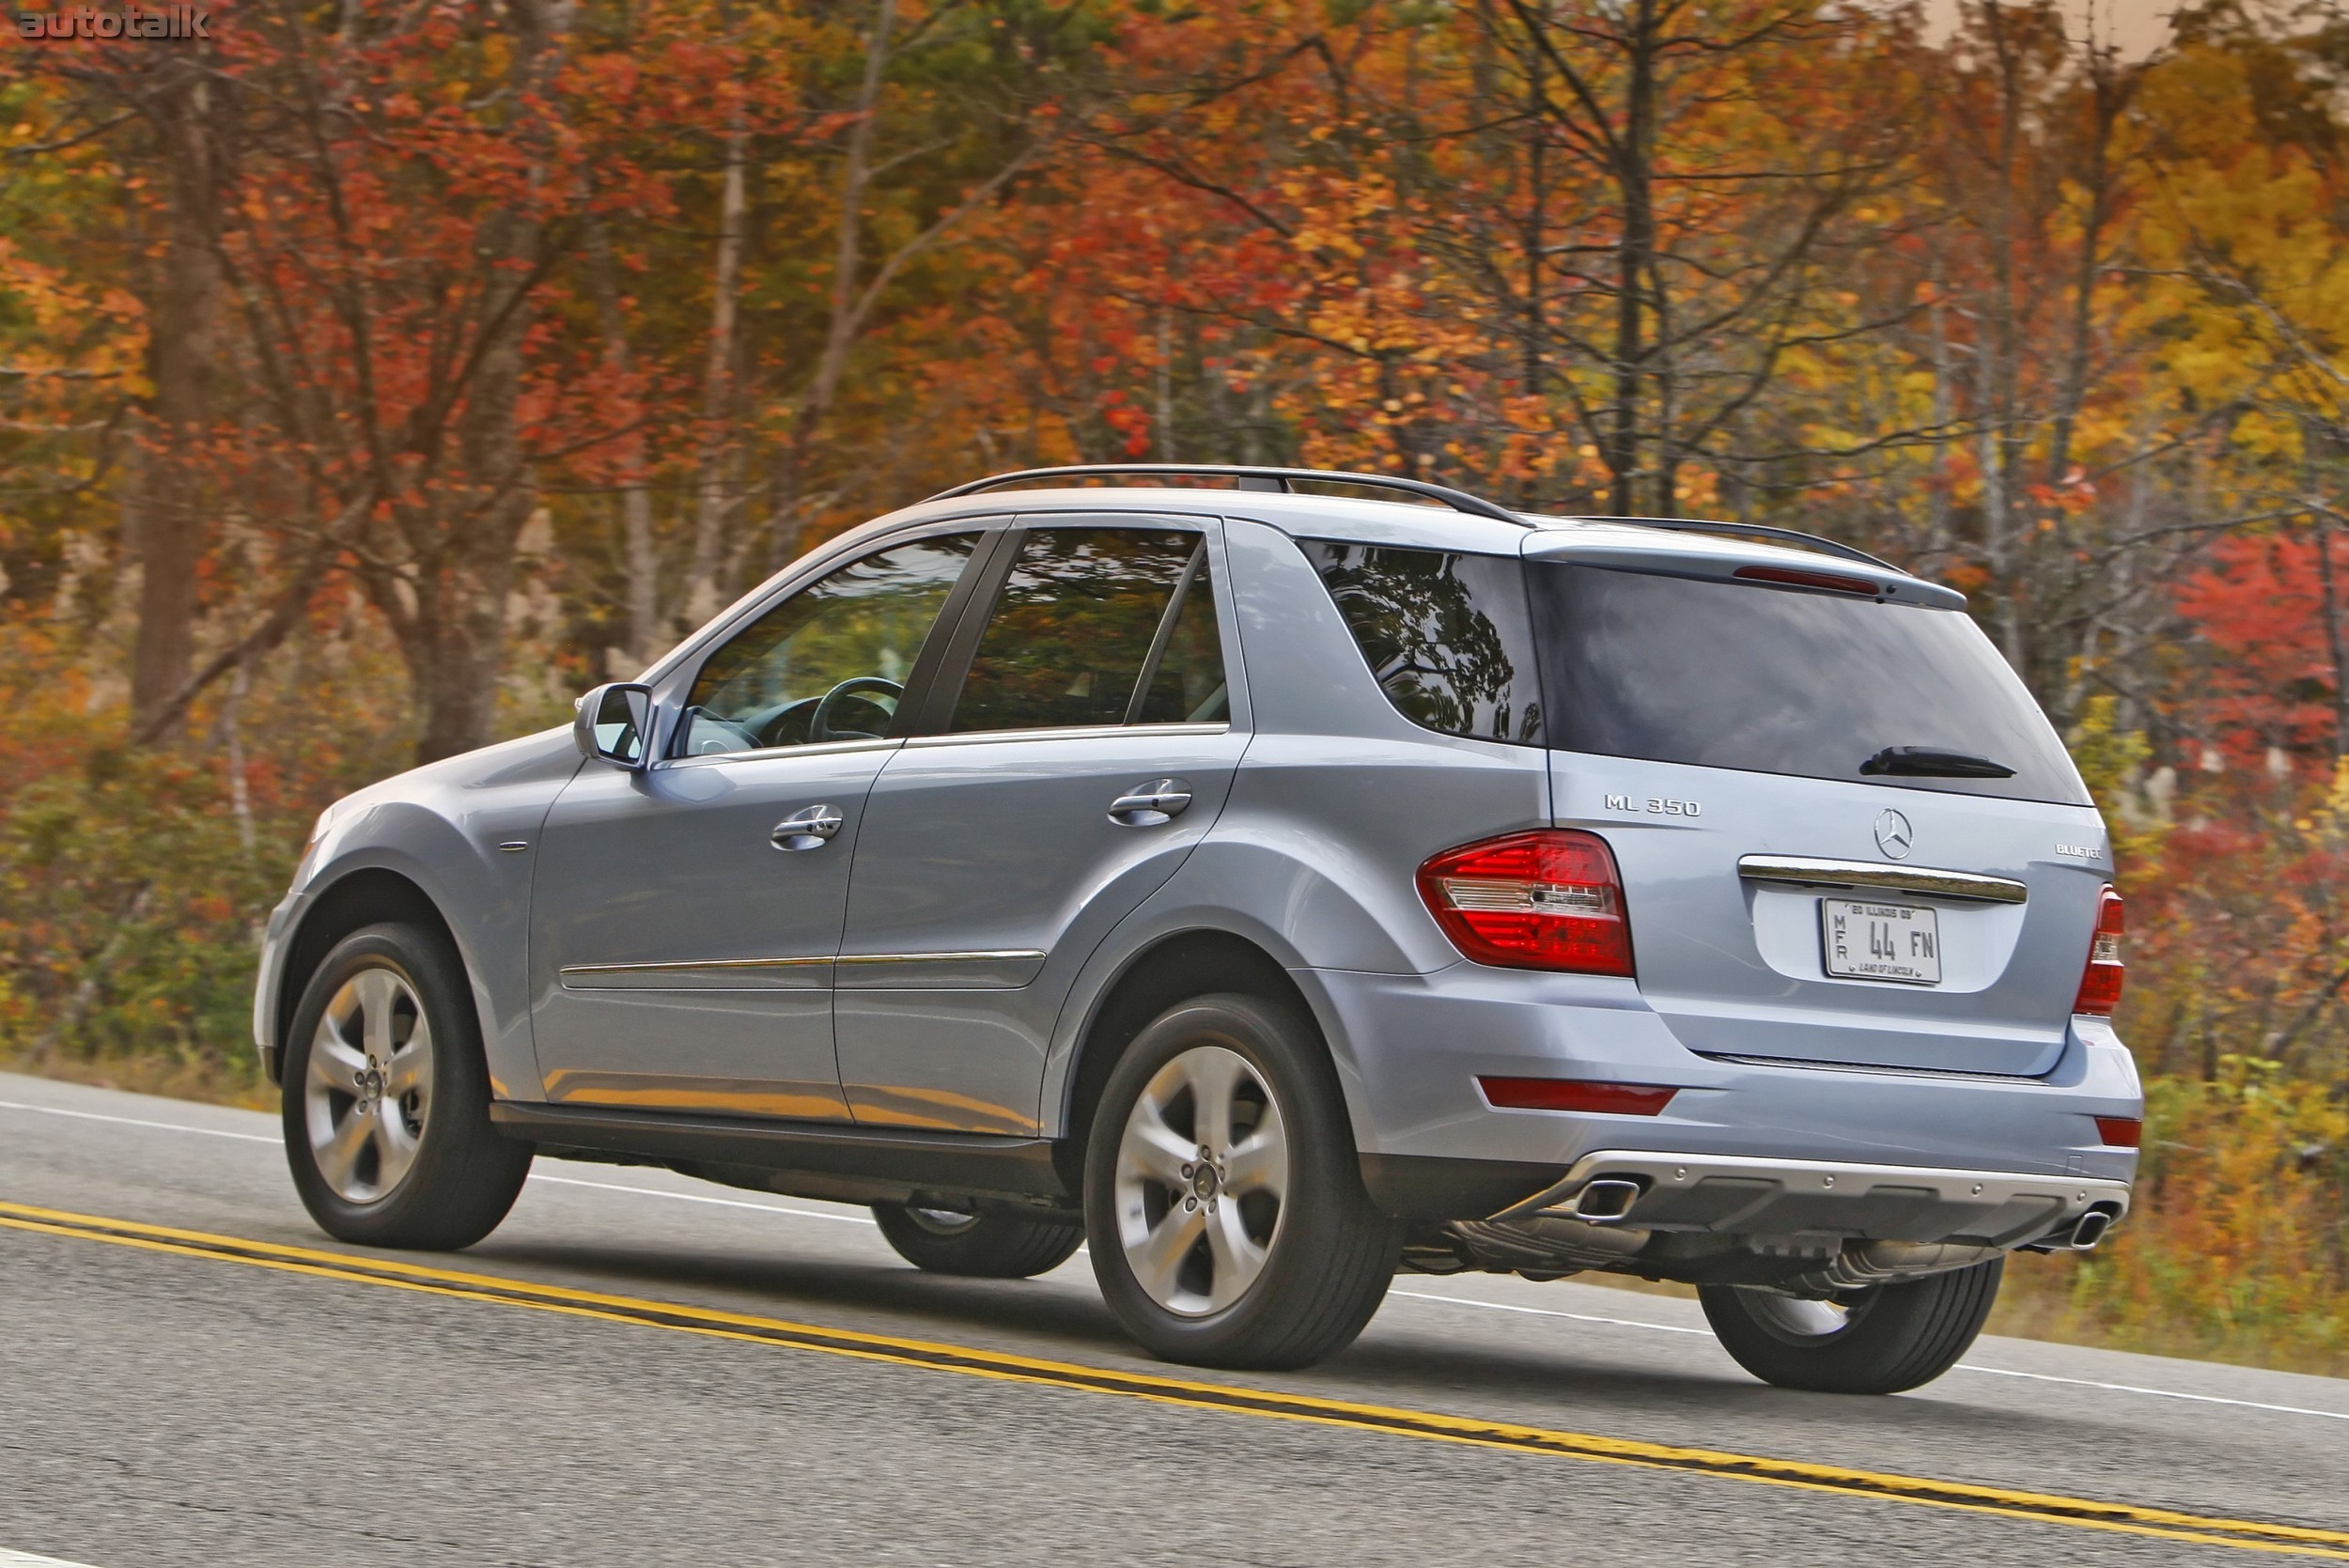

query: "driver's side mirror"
left=573, top=682, right=655, bottom=769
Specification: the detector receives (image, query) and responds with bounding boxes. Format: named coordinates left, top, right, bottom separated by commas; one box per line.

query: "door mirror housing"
left=573, top=682, right=655, bottom=769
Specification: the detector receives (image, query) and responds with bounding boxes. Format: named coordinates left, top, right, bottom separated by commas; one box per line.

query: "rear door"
left=1526, top=546, right=2110, bottom=1077
left=834, top=515, right=1245, bottom=1133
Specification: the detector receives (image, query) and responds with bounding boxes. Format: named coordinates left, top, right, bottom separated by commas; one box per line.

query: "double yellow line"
left=5, top=1197, right=2342, bottom=1558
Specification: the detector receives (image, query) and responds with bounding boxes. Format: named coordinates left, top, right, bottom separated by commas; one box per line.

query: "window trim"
left=899, top=721, right=1231, bottom=752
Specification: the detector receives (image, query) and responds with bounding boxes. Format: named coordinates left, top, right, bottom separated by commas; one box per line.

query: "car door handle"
left=1108, top=778, right=1192, bottom=828
left=771, top=804, right=846, bottom=851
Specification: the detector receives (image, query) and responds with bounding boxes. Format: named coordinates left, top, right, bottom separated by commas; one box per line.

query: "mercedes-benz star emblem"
left=1875, top=808, right=1915, bottom=860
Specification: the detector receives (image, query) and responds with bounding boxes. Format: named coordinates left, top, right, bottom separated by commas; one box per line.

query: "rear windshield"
left=1529, top=563, right=2089, bottom=804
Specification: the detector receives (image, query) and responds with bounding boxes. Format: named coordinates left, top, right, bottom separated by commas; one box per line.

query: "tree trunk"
left=406, top=0, right=574, bottom=764
left=1607, top=0, right=1658, bottom=516
left=683, top=105, right=751, bottom=629
left=773, top=0, right=898, bottom=571
left=129, top=71, right=222, bottom=742
left=584, top=212, right=662, bottom=669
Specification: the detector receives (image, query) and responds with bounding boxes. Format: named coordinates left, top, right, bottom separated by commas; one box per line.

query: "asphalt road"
left=2, top=1070, right=2344, bottom=1567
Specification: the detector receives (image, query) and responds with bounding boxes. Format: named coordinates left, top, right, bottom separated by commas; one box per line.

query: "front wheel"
left=282, top=923, right=533, bottom=1250
left=1084, top=993, right=1400, bottom=1371
left=871, top=1203, right=1083, bottom=1279
left=1698, top=1258, right=2003, bottom=1394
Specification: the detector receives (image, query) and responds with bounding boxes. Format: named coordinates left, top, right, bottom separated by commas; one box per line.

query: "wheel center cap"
left=1190, top=1163, right=1219, bottom=1199
left=356, top=1066, right=384, bottom=1110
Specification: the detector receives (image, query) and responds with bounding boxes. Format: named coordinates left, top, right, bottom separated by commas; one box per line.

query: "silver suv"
left=256, top=465, right=2140, bottom=1394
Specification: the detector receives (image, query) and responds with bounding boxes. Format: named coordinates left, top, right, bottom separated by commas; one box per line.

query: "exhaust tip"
left=2069, top=1209, right=2114, bottom=1250
left=1572, top=1177, right=1644, bottom=1222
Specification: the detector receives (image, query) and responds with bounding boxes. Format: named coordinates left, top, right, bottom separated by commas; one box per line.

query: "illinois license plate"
left=1820, top=898, right=1941, bottom=985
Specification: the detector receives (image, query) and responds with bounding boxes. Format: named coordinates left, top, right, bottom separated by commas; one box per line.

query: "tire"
left=871, top=1203, right=1084, bottom=1279
left=1698, top=1258, right=2004, bottom=1394
left=281, top=923, right=533, bottom=1250
left=1083, top=992, right=1401, bottom=1371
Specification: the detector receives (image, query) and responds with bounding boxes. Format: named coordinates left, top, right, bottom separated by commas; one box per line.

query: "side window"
left=1301, top=540, right=1543, bottom=746
left=1136, top=550, right=1230, bottom=724
left=676, top=533, right=979, bottom=756
left=950, top=527, right=1226, bottom=733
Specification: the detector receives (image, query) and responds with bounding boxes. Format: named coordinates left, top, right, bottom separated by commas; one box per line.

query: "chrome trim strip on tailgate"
left=1737, top=855, right=2029, bottom=905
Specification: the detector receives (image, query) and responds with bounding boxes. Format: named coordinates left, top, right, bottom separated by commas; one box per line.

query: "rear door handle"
left=771, top=804, right=846, bottom=851
left=1109, top=778, right=1192, bottom=827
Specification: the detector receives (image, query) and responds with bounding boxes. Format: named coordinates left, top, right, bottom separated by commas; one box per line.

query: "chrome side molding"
left=832, top=949, right=1048, bottom=967
left=563, top=949, right=1048, bottom=983
left=561, top=955, right=832, bottom=982
left=1737, top=854, right=2029, bottom=905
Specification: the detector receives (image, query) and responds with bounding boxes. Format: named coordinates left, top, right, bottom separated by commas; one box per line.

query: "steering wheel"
left=810, top=675, right=905, bottom=743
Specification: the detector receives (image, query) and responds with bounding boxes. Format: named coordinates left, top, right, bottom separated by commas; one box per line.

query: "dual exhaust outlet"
left=1566, top=1174, right=2119, bottom=1252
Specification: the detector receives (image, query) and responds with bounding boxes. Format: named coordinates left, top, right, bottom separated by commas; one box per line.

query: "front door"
left=835, top=517, right=1245, bottom=1133
left=530, top=529, right=988, bottom=1119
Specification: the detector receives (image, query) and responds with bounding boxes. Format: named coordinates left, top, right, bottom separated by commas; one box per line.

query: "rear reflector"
left=2093, top=1116, right=2142, bottom=1148
left=1418, top=830, right=1635, bottom=975
left=1477, top=1077, right=1678, bottom=1115
left=2073, top=885, right=2125, bottom=1016
left=1732, top=564, right=1881, bottom=597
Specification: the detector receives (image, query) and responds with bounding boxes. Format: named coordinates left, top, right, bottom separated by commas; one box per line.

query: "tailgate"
left=1556, top=756, right=2108, bottom=1075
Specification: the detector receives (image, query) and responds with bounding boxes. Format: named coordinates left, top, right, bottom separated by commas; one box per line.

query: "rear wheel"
left=282, top=923, right=532, bottom=1250
left=1083, top=993, right=1400, bottom=1371
left=871, top=1203, right=1083, bottom=1279
left=1698, top=1258, right=2003, bottom=1394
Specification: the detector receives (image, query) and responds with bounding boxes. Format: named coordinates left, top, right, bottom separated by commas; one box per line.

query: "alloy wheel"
left=1112, top=1043, right=1289, bottom=1317
left=303, top=965, right=434, bottom=1203
left=1739, top=1288, right=1876, bottom=1343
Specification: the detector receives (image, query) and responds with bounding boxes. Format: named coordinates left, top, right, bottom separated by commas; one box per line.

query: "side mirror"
left=573, top=682, right=655, bottom=769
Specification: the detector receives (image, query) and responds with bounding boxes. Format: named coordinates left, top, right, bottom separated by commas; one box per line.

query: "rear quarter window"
left=1301, top=540, right=1544, bottom=746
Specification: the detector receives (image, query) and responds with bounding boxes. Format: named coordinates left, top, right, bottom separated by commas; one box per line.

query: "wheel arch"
left=1049, top=927, right=1338, bottom=1196
left=271, top=868, right=463, bottom=1082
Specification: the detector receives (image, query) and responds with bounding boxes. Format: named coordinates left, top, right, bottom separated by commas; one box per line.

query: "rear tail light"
left=2073, top=885, right=2124, bottom=1016
left=1477, top=1077, right=1676, bottom=1115
left=2093, top=1116, right=2142, bottom=1148
left=1417, top=830, right=1634, bottom=976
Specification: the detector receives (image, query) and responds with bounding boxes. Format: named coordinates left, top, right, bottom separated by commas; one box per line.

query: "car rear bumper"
left=1298, top=962, right=2143, bottom=1213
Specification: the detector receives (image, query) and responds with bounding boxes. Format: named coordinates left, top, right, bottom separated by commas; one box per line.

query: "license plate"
left=1820, top=898, right=1941, bottom=985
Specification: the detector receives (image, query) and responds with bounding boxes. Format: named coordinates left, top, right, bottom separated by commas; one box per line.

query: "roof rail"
left=1566, top=516, right=1898, bottom=573
left=925, top=464, right=1529, bottom=527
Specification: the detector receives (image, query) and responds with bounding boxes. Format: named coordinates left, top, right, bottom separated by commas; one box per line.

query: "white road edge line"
left=0, top=1098, right=276, bottom=1143
left=527, top=1172, right=876, bottom=1226
left=0, top=1098, right=873, bottom=1225
left=1387, top=1289, right=2349, bottom=1421
left=0, top=1549, right=106, bottom=1567
left=8, top=1094, right=2345, bottom=1423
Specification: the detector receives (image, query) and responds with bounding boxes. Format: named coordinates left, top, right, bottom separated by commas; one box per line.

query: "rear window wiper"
left=1860, top=745, right=2016, bottom=779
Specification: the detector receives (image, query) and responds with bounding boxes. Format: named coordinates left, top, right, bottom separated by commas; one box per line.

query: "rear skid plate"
left=1496, top=1151, right=2130, bottom=1250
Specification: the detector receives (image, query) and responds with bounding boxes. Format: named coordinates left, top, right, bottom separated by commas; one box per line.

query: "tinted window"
left=677, top=533, right=977, bottom=755
left=952, top=527, right=1215, bottom=733
left=1302, top=541, right=1543, bottom=746
left=1135, top=551, right=1229, bottom=724
left=1530, top=563, right=2089, bottom=804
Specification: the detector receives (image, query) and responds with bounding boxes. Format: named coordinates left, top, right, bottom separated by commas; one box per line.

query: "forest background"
left=4, top=0, right=2348, bottom=1372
